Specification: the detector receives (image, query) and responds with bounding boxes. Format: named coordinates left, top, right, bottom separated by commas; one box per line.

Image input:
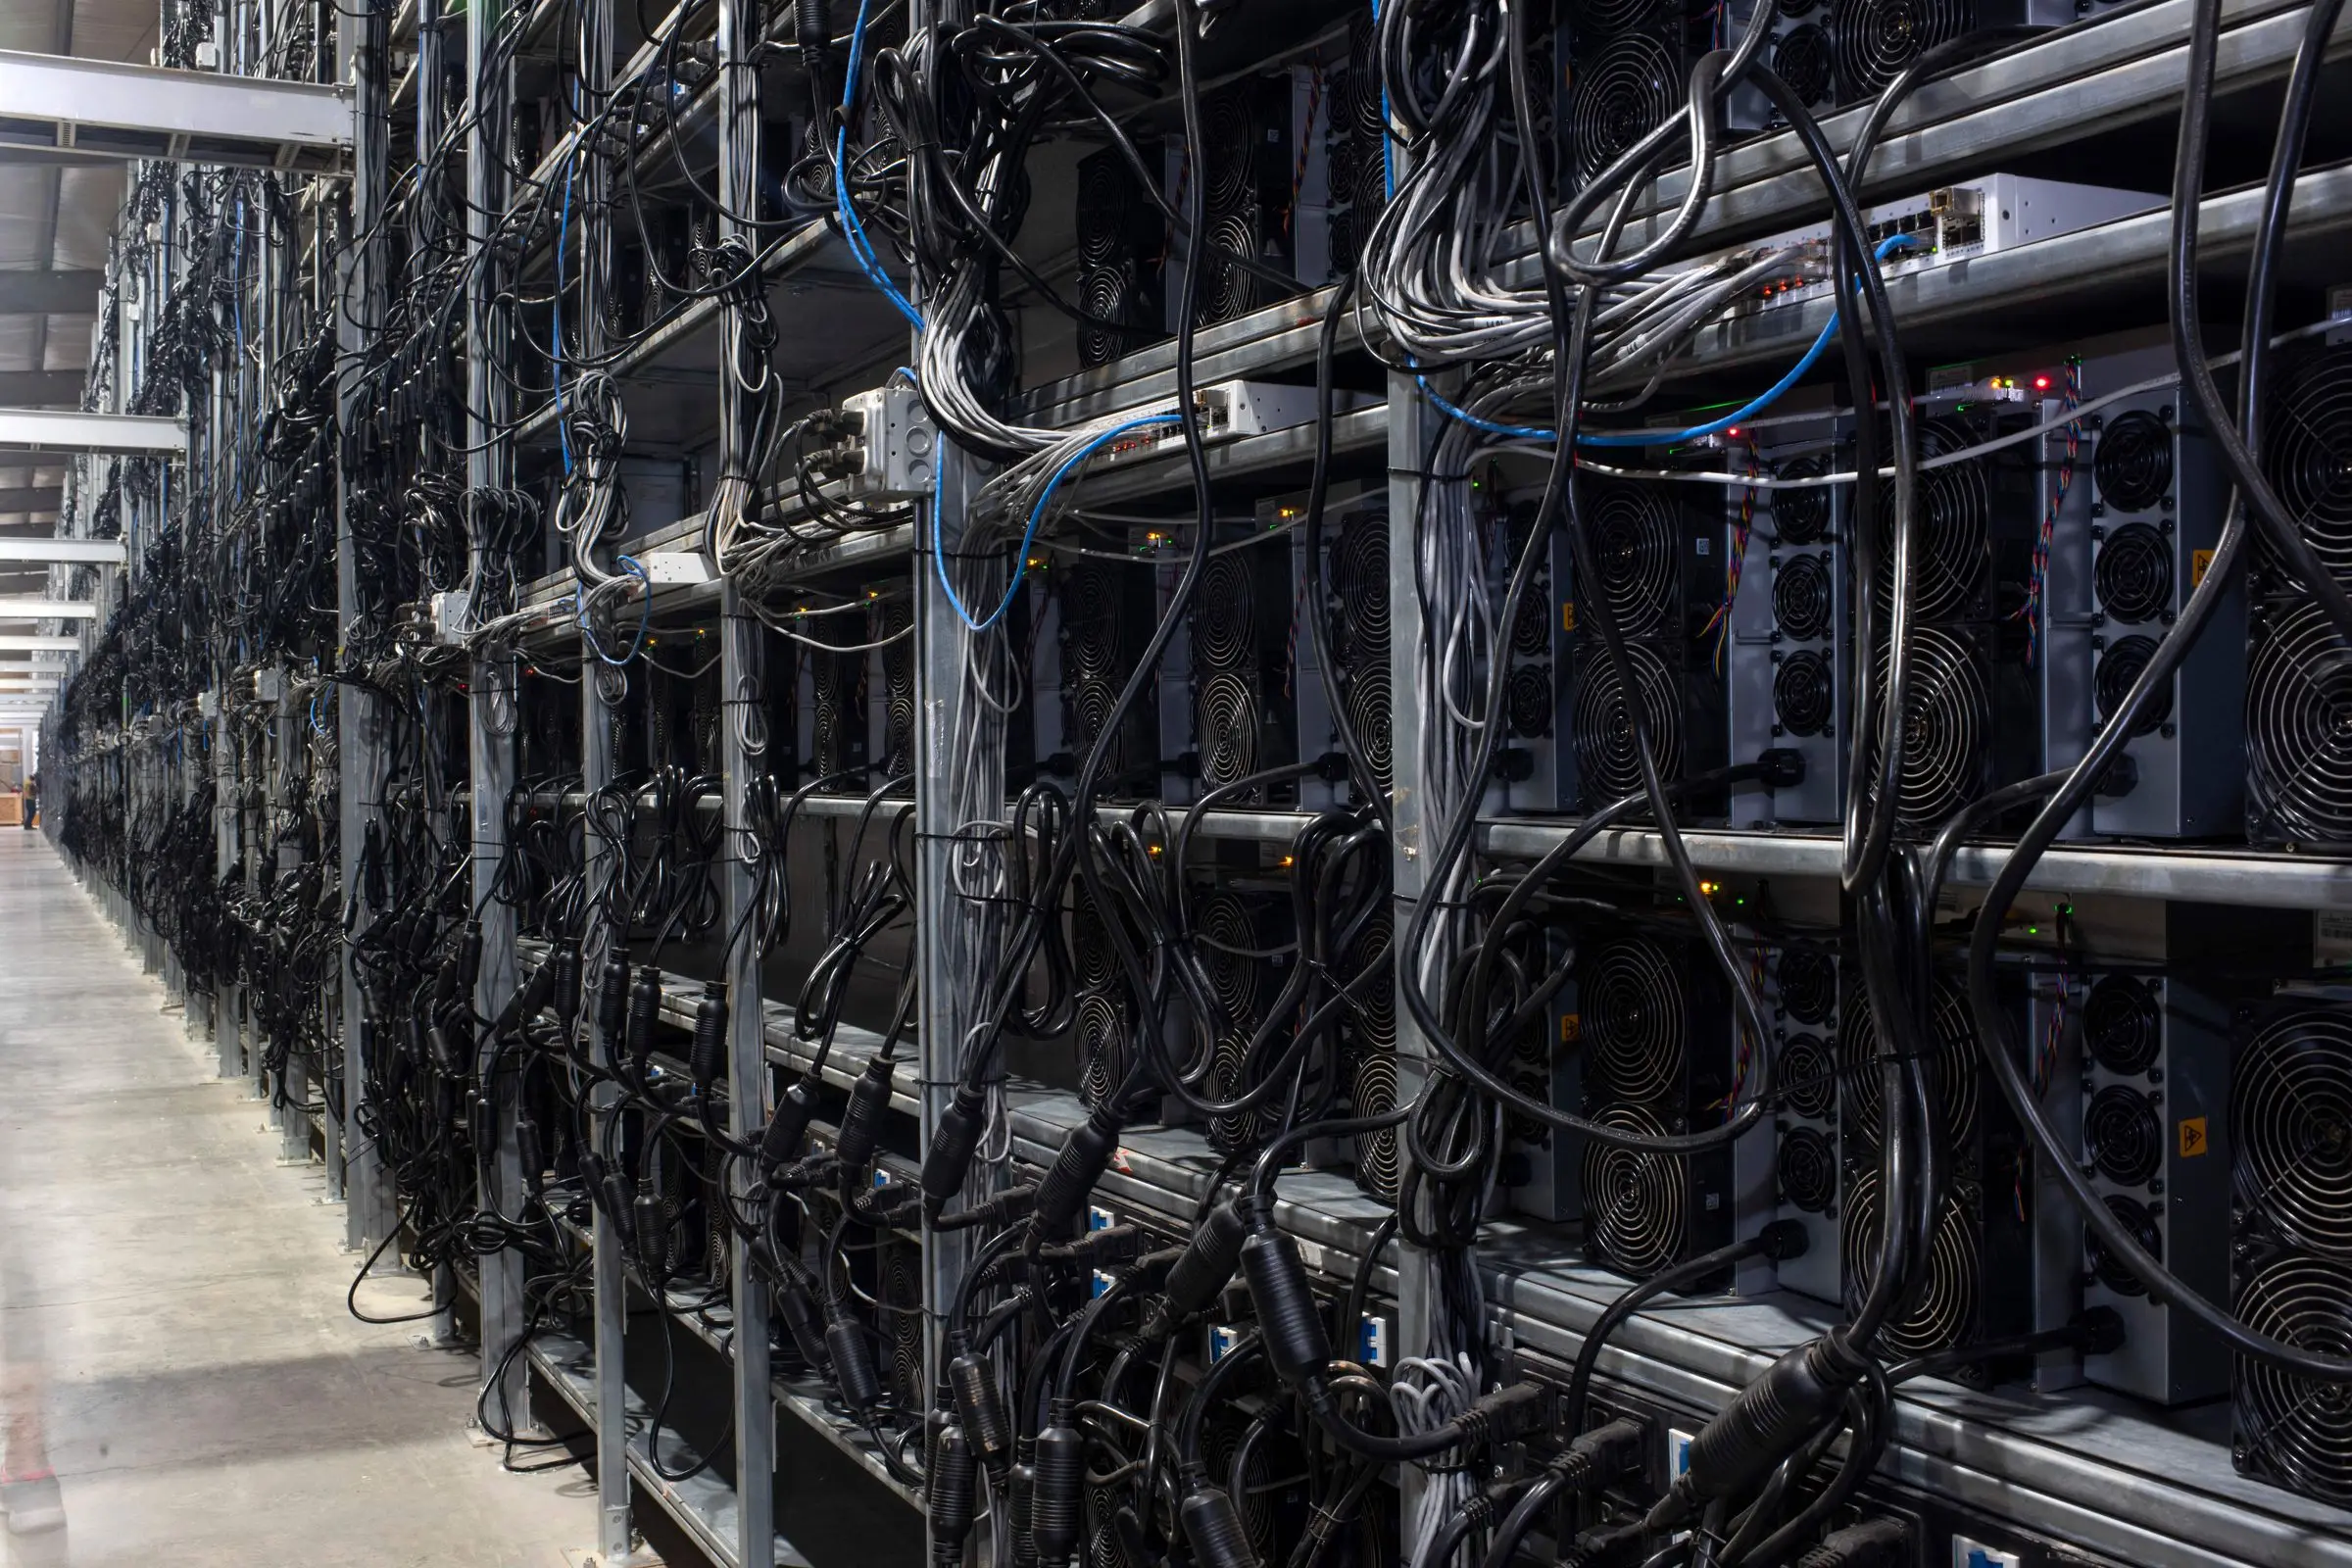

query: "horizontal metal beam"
left=0, top=487, right=64, bottom=513
left=0, top=273, right=99, bottom=316
left=0, top=538, right=122, bottom=564
left=0, top=50, right=353, bottom=174
left=0, top=600, right=95, bottom=619
left=0, top=410, right=182, bottom=455
left=0, top=635, right=75, bottom=651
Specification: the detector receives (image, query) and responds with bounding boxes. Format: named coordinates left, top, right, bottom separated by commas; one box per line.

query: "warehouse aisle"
left=0, top=834, right=589, bottom=1568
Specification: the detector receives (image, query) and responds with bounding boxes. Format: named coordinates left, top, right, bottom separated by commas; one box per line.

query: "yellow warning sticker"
left=2192, top=548, right=2216, bottom=589
left=1562, top=601, right=1577, bottom=631
left=1560, top=1013, right=1582, bottom=1044
left=2179, top=1116, right=2210, bottom=1158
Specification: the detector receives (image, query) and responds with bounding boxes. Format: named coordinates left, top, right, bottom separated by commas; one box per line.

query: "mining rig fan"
left=2246, top=600, right=2352, bottom=845
left=1197, top=890, right=1274, bottom=1151
left=1584, top=935, right=1688, bottom=1105
left=2261, top=340, right=2352, bottom=590
left=1590, top=479, right=1684, bottom=639
left=1343, top=913, right=1401, bottom=1200
left=1075, top=990, right=1131, bottom=1111
left=1331, top=506, right=1395, bottom=791
left=808, top=646, right=867, bottom=778
left=1876, top=416, right=1995, bottom=620
left=2232, top=1251, right=2352, bottom=1507
left=1567, top=31, right=1682, bottom=188
left=1582, top=1102, right=1691, bottom=1278
left=1841, top=1170, right=1986, bottom=1360
left=875, top=595, right=915, bottom=779
left=1058, top=564, right=1154, bottom=793
left=1863, top=623, right=1992, bottom=832
left=1075, top=147, right=1163, bottom=368
left=2231, top=1004, right=2352, bottom=1265
left=1831, top=0, right=1974, bottom=100
left=882, top=1239, right=925, bottom=1409
left=1837, top=973, right=1980, bottom=1152
left=1571, top=641, right=1684, bottom=803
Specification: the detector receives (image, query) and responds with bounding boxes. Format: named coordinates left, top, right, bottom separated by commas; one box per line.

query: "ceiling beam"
left=0, top=538, right=122, bottom=564
left=0, top=410, right=181, bottom=455
left=0, top=272, right=99, bottom=315
left=0, top=49, right=353, bottom=174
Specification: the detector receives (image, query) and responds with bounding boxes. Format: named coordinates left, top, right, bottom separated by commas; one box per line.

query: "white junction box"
left=840, top=384, right=939, bottom=500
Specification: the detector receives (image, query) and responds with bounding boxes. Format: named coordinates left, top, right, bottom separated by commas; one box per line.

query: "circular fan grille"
left=1589, top=481, right=1680, bottom=638
left=1077, top=159, right=1135, bottom=268
left=2232, top=1254, right=2352, bottom=1505
left=1351, top=17, right=1385, bottom=141
left=2262, top=343, right=2352, bottom=587
left=1335, top=512, right=1393, bottom=655
left=1195, top=556, right=1256, bottom=669
left=1779, top=1125, right=1838, bottom=1213
left=1773, top=455, right=1833, bottom=544
left=1875, top=416, right=1990, bottom=618
left=1774, top=651, right=1836, bottom=737
left=1832, top=0, right=1974, bottom=97
left=1779, top=0, right=1823, bottom=16
left=1773, top=553, right=1834, bottom=642
left=1346, top=913, right=1396, bottom=1043
left=1582, top=1103, right=1688, bottom=1278
left=1838, top=974, right=1978, bottom=1149
left=1507, top=664, right=1555, bottom=739
left=1078, top=268, right=1133, bottom=366
left=1573, top=642, right=1682, bottom=802
left=1776, top=23, right=1834, bottom=106
left=1868, top=624, right=1989, bottom=830
left=2083, top=974, right=2161, bottom=1076
left=2094, top=634, right=2171, bottom=734
left=2084, top=1084, right=2163, bottom=1187
left=1572, top=32, right=1680, bottom=186
left=1197, top=894, right=1264, bottom=1024
left=1513, top=583, right=1554, bottom=659
left=1198, top=670, right=1261, bottom=788
left=2232, top=1005, right=2352, bottom=1257
left=2094, top=410, right=2174, bottom=514
left=1198, top=214, right=1262, bottom=325
left=1068, top=680, right=1124, bottom=771
left=703, top=1144, right=732, bottom=1293
left=1351, top=1051, right=1402, bottom=1200
left=1843, top=1172, right=1981, bottom=1358
left=2247, top=601, right=2352, bottom=841
left=2087, top=1194, right=2162, bottom=1298
left=1584, top=937, right=1686, bottom=1102
left=1780, top=1032, right=1838, bottom=1119
left=1200, top=94, right=1257, bottom=216
left=1062, top=567, right=1122, bottom=683
left=1348, top=664, right=1396, bottom=786
left=1077, top=991, right=1128, bottom=1109
left=1777, top=949, right=1838, bottom=1026
left=1199, top=1411, right=1280, bottom=1562
left=2094, top=522, right=2173, bottom=623
left=1210, top=1029, right=1261, bottom=1152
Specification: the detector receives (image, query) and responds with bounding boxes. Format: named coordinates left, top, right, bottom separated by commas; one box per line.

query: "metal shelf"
left=1001, top=1081, right=2352, bottom=1568
left=527, top=1331, right=814, bottom=1568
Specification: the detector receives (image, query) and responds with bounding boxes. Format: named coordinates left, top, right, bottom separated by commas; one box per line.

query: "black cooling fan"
left=1843, top=1172, right=1983, bottom=1358
left=1570, top=33, right=1680, bottom=186
left=2082, top=973, right=2162, bottom=1075
left=2087, top=1194, right=2162, bottom=1297
left=1866, top=624, right=1989, bottom=831
left=2247, top=601, right=2352, bottom=843
left=1772, top=552, right=1834, bottom=641
left=1832, top=0, right=1974, bottom=97
left=1774, top=650, right=1836, bottom=737
left=1775, top=947, right=1838, bottom=1025
left=1772, top=455, right=1833, bottom=544
left=1838, top=974, right=1979, bottom=1150
left=1572, top=642, right=1682, bottom=801
left=1778, top=1032, right=1838, bottom=1119
left=2093, top=633, right=2169, bottom=733
left=1582, top=1102, right=1688, bottom=1277
left=2262, top=342, right=2352, bottom=588
left=1877, top=416, right=1991, bottom=619
left=2231, top=1005, right=2352, bottom=1260
left=2234, top=1253, right=2352, bottom=1506
left=2094, top=410, right=2174, bottom=514
left=2084, top=1083, right=2163, bottom=1187
left=2094, top=522, right=2173, bottom=622
left=1778, top=1124, right=1838, bottom=1213
left=1588, top=480, right=1681, bottom=638
left=1584, top=936, right=1687, bottom=1102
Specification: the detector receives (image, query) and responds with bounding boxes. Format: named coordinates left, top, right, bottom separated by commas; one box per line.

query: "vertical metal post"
left=1385, top=369, right=1438, bottom=1522
left=573, top=0, right=636, bottom=1549
left=336, top=0, right=395, bottom=1250
left=279, top=676, right=311, bottom=1164
left=716, top=0, right=774, bottom=1555
left=466, top=0, right=526, bottom=1416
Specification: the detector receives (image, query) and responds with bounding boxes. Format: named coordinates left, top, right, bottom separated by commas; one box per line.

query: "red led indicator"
left=2034, top=375, right=2051, bottom=390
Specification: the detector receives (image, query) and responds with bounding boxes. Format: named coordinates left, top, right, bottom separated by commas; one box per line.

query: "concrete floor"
left=0, top=832, right=593, bottom=1568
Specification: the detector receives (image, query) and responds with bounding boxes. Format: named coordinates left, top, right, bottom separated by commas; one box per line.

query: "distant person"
left=19, top=774, right=32, bottom=831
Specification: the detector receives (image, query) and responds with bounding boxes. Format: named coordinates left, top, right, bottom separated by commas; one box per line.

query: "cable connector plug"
left=1793, top=1517, right=1913, bottom=1568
